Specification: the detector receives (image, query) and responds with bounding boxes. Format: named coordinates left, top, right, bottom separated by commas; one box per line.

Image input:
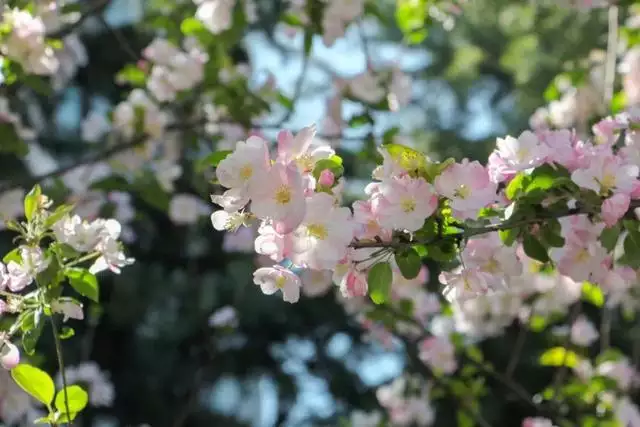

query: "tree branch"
left=46, top=0, right=112, bottom=39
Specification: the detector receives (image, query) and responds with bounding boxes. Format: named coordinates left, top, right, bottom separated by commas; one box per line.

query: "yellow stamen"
left=401, top=198, right=416, bottom=213
left=275, top=185, right=292, bottom=205
left=275, top=275, right=286, bottom=289
left=454, top=184, right=470, bottom=199
left=239, top=164, right=253, bottom=180
left=307, top=224, right=328, bottom=240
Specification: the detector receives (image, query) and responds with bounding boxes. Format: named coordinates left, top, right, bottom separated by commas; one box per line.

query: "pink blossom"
left=570, top=315, right=599, bottom=347
left=493, top=131, right=548, bottom=174
left=418, top=336, right=457, bottom=374
left=250, top=162, right=306, bottom=234
left=300, top=269, right=333, bottom=297
left=289, top=193, right=355, bottom=270
left=598, top=358, right=638, bottom=391
left=375, top=176, right=438, bottom=232
left=522, top=417, right=556, bottom=427
left=254, top=223, right=291, bottom=262
left=435, top=159, right=497, bottom=219
left=539, top=129, right=580, bottom=170
left=352, top=200, right=389, bottom=240
left=462, top=233, right=522, bottom=279
left=554, top=241, right=608, bottom=283
left=253, top=265, right=301, bottom=303
left=440, top=267, right=490, bottom=302
left=215, top=136, right=271, bottom=197
left=601, top=193, right=631, bottom=227
left=571, top=153, right=639, bottom=195
left=276, top=125, right=316, bottom=165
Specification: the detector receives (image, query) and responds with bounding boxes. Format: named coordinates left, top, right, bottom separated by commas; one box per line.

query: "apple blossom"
left=375, top=176, right=438, bottom=232
left=570, top=315, right=599, bottom=347
left=250, top=162, right=307, bottom=234
left=418, top=336, right=457, bottom=374
left=253, top=265, right=301, bottom=303
left=288, top=193, right=354, bottom=270
left=602, top=193, right=631, bottom=227
left=435, top=159, right=497, bottom=219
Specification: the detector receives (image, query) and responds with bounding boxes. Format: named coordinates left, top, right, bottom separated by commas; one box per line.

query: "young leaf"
left=394, top=248, right=422, bottom=279
left=44, top=205, right=74, bottom=229
left=11, top=364, right=55, bottom=406
left=3, top=248, right=21, bottom=264
left=539, top=347, right=579, bottom=368
left=505, top=173, right=527, bottom=200
left=65, top=268, right=99, bottom=302
left=208, top=150, right=233, bottom=168
left=523, top=234, right=549, bottom=263
left=582, top=282, right=604, bottom=308
left=367, top=262, right=393, bottom=305
left=22, top=310, right=44, bottom=356
left=55, top=385, right=89, bottom=414
left=24, top=184, right=41, bottom=222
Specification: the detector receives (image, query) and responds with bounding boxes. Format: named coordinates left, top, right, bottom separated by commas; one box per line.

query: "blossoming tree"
left=0, top=0, right=640, bottom=426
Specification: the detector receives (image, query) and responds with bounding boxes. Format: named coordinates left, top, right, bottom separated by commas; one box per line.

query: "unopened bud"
left=318, top=170, right=335, bottom=187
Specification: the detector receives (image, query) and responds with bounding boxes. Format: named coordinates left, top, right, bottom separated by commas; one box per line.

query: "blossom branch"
left=350, top=199, right=640, bottom=250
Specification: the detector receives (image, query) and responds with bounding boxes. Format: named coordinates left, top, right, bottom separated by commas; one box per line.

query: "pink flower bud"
left=318, top=170, right=335, bottom=187
left=1, top=341, right=20, bottom=370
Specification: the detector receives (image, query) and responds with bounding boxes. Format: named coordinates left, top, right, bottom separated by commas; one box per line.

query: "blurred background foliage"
left=0, top=0, right=620, bottom=425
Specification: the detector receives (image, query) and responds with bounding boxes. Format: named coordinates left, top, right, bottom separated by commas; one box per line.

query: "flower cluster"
left=142, top=38, right=207, bottom=103
left=1, top=8, right=58, bottom=75
left=211, top=125, right=352, bottom=302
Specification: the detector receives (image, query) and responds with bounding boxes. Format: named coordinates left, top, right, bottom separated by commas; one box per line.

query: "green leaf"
left=498, top=228, right=520, bottom=246
left=382, top=143, right=427, bottom=174
left=582, top=282, right=604, bottom=308
left=505, top=172, right=527, bottom=200
left=539, top=221, right=565, bottom=248
left=539, top=347, right=579, bottom=368
left=394, top=248, right=422, bottom=279
left=24, top=184, right=41, bottom=222
left=65, top=268, right=99, bottom=302
left=276, top=93, right=293, bottom=110
left=22, top=309, right=44, bottom=355
left=523, top=234, right=549, bottom=263
left=180, top=17, right=204, bottom=35
left=89, top=175, right=130, bottom=192
left=44, top=205, right=74, bottom=229
left=367, top=262, right=393, bottom=305
left=457, top=410, right=474, bottom=427
left=208, top=150, right=233, bottom=167
left=0, top=122, right=29, bottom=156
left=348, top=112, right=373, bottom=128
left=23, top=75, right=52, bottom=96
left=424, top=158, right=456, bottom=182
left=55, top=385, right=88, bottom=414
left=116, top=64, right=146, bottom=87
left=11, top=364, right=55, bottom=406
left=312, top=157, right=344, bottom=181
left=59, top=327, right=75, bottom=340
left=621, top=230, right=640, bottom=269
left=600, top=223, right=621, bottom=252
left=3, top=248, right=21, bottom=264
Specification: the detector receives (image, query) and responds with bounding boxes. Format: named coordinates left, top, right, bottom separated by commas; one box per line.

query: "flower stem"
left=50, top=316, right=72, bottom=426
